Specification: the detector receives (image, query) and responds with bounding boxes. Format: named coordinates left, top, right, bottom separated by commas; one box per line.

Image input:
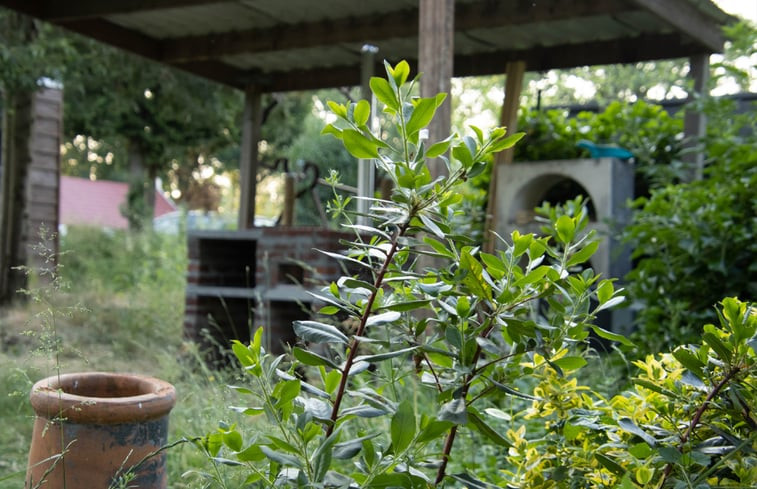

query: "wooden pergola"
left=0, top=0, right=734, bottom=297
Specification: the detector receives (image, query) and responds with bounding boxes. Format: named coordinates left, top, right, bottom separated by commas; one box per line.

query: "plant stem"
left=659, top=366, right=742, bottom=484
left=326, top=221, right=410, bottom=437
left=435, top=318, right=494, bottom=484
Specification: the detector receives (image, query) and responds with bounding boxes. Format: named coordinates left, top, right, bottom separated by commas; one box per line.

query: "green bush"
left=504, top=298, right=757, bottom=488
left=622, top=133, right=757, bottom=351
left=514, top=100, right=685, bottom=194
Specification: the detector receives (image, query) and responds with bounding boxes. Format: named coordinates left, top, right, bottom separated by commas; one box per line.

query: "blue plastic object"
left=577, top=139, right=634, bottom=160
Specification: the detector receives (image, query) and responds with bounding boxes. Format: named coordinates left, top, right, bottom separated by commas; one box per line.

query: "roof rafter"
left=629, top=0, right=724, bottom=51
left=161, top=0, right=637, bottom=63
left=26, top=0, right=231, bottom=22
left=254, top=32, right=708, bottom=92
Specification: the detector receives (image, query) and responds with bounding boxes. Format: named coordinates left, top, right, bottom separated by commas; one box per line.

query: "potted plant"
left=26, top=371, right=176, bottom=489
left=197, top=60, right=625, bottom=487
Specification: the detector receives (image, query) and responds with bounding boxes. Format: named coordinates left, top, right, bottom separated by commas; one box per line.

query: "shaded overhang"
left=0, top=0, right=734, bottom=92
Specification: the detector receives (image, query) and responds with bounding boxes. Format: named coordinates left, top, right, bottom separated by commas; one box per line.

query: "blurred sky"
left=714, top=0, right=757, bottom=22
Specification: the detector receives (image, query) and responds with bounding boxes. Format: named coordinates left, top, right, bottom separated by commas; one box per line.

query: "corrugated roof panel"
left=109, top=3, right=279, bottom=38
left=238, top=0, right=417, bottom=25
left=222, top=45, right=362, bottom=72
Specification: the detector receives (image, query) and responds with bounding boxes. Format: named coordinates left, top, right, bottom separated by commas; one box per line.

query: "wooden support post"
left=282, top=173, right=295, bottom=227
left=484, top=61, right=526, bottom=254
left=419, top=0, right=454, bottom=179
left=238, top=85, right=262, bottom=230
left=684, top=53, right=709, bottom=181
left=358, top=45, right=378, bottom=226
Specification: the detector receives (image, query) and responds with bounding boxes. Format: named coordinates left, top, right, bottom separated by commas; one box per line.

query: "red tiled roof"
left=59, top=176, right=176, bottom=229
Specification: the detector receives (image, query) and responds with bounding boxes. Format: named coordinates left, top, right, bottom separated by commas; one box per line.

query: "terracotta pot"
left=26, top=372, right=176, bottom=489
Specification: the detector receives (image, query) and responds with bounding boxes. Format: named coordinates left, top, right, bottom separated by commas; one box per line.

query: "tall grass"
left=0, top=226, right=249, bottom=489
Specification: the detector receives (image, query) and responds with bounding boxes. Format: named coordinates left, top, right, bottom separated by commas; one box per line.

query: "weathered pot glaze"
left=26, top=372, right=176, bottom=489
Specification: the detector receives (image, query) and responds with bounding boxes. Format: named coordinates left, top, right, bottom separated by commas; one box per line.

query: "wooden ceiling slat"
left=0, top=0, right=731, bottom=92
left=161, top=0, right=637, bottom=63
left=258, top=32, right=708, bottom=92
left=36, top=0, right=232, bottom=22
left=630, top=0, right=724, bottom=51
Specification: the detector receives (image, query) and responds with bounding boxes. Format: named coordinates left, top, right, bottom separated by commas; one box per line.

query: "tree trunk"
left=124, top=140, right=153, bottom=231
left=0, top=90, right=35, bottom=304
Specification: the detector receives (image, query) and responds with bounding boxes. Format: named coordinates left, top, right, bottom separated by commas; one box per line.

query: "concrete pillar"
left=684, top=53, right=709, bottom=181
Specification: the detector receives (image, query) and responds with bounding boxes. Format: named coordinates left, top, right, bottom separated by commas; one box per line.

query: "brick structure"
left=184, top=227, right=352, bottom=359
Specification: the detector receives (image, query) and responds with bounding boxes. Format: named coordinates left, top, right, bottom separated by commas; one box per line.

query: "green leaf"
left=355, top=346, right=417, bottom=364
left=293, top=320, right=349, bottom=344
left=222, top=430, right=243, bottom=451
left=595, top=453, right=626, bottom=476
left=591, top=325, right=634, bottom=346
left=438, top=398, right=467, bottom=424
left=366, top=310, right=401, bottom=327
left=382, top=300, right=432, bottom=312
left=452, top=142, right=473, bottom=168
left=319, top=305, right=340, bottom=315
left=333, top=433, right=378, bottom=459
left=231, top=340, right=255, bottom=367
left=389, top=60, right=410, bottom=87
left=555, top=215, right=575, bottom=244
left=327, top=100, right=348, bottom=118
left=353, top=100, right=371, bottom=126
left=596, top=279, right=614, bottom=305
left=567, top=240, right=599, bottom=267
left=514, top=265, right=551, bottom=287
left=490, top=379, right=541, bottom=401
left=419, top=212, right=445, bottom=239
left=293, top=347, right=338, bottom=368
left=672, top=347, right=706, bottom=379
left=702, top=332, right=733, bottom=363
left=406, top=96, right=444, bottom=137
left=342, top=129, right=379, bottom=159
left=618, top=418, right=657, bottom=447
left=370, top=77, right=398, bottom=110
left=467, top=409, right=511, bottom=447
left=321, top=123, right=342, bottom=138
left=391, top=401, right=416, bottom=453
left=416, top=420, right=454, bottom=444
left=260, top=446, right=303, bottom=468
left=552, top=356, right=587, bottom=371
left=449, top=472, right=498, bottom=489
left=426, top=137, right=452, bottom=158
left=236, top=444, right=265, bottom=462
left=489, top=132, right=525, bottom=152
left=595, top=296, right=626, bottom=313
left=312, top=430, right=340, bottom=482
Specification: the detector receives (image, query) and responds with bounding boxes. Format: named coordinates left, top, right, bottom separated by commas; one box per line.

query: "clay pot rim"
left=30, top=372, right=176, bottom=425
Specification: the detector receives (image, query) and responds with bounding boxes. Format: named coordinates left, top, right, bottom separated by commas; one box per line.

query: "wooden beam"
left=630, top=0, right=724, bottom=52
left=254, top=32, right=704, bottom=93
left=161, top=0, right=634, bottom=63
left=453, top=32, right=705, bottom=75
left=419, top=0, right=454, bottom=180
left=35, top=0, right=231, bottom=21
left=238, top=86, right=262, bottom=230
left=484, top=61, right=525, bottom=254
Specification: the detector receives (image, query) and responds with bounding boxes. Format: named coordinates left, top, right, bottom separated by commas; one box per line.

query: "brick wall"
left=184, top=227, right=352, bottom=360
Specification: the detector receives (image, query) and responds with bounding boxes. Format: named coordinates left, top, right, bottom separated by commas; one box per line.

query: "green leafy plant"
left=622, top=130, right=756, bottom=352
left=503, top=297, right=757, bottom=488
left=203, top=60, right=624, bottom=488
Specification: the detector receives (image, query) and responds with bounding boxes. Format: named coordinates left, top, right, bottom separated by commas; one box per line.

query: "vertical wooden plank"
left=418, top=0, right=454, bottom=179
left=238, top=85, right=262, bottom=230
left=484, top=61, right=525, bottom=254
left=282, top=173, right=295, bottom=226
left=684, top=53, right=709, bottom=181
